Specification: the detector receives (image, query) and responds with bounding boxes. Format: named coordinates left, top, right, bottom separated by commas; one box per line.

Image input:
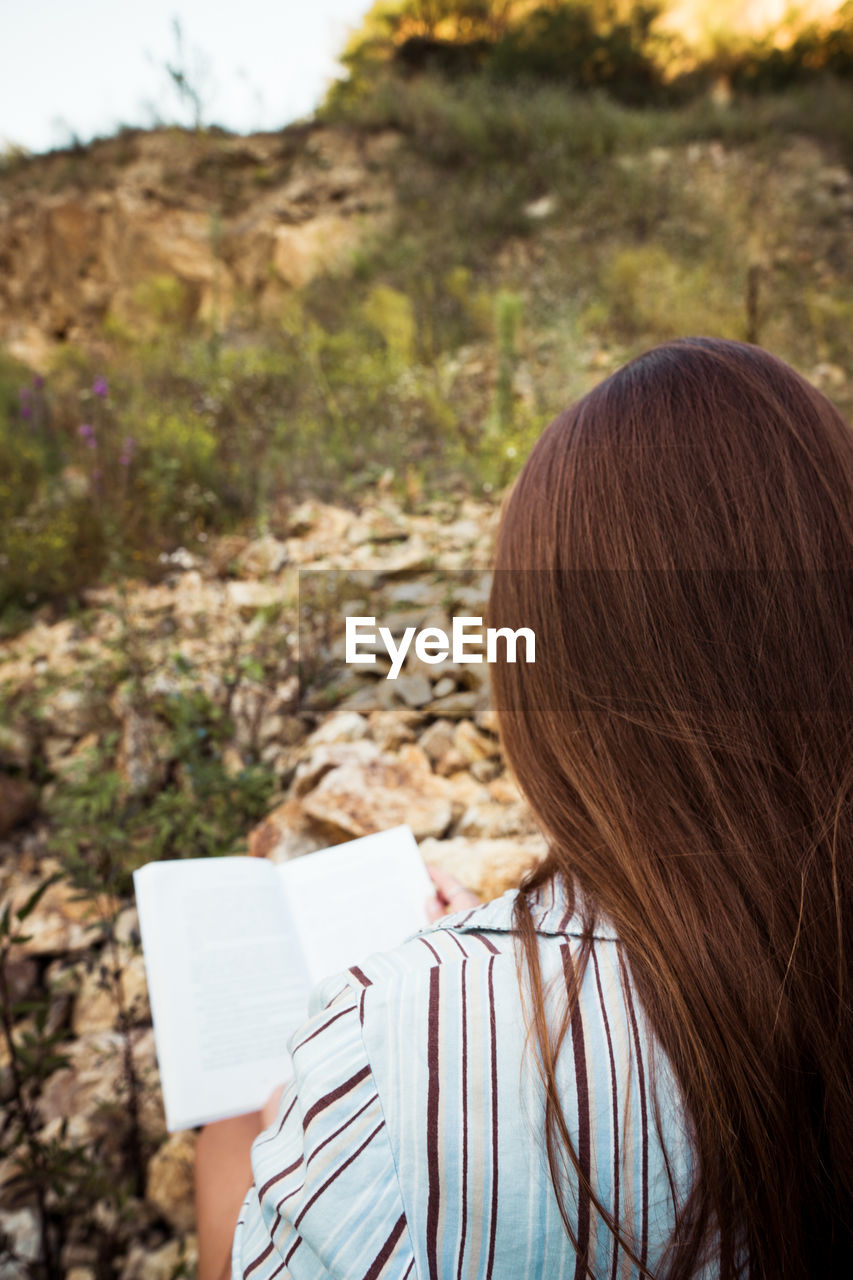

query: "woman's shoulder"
left=308, top=875, right=622, bottom=1020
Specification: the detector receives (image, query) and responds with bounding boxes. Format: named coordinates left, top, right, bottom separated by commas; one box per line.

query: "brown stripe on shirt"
left=456, top=958, right=470, bottom=1280
left=243, top=1238, right=274, bottom=1280
left=362, top=1212, right=408, bottom=1280
left=301, top=1065, right=372, bottom=1131
left=425, top=964, right=442, bottom=1280
left=293, top=1121, right=385, bottom=1229
left=563, top=942, right=591, bottom=1280
left=484, top=955, right=500, bottom=1279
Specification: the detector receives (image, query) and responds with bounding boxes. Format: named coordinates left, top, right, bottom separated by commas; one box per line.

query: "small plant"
left=0, top=874, right=95, bottom=1279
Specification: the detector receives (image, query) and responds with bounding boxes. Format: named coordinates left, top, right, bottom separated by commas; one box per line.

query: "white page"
left=278, top=825, right=434, bottom=985
left=133, top=856, right=311, bottom=1131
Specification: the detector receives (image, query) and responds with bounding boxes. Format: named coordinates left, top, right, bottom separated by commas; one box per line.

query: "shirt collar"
left=430, top=875, right=620, bottom=942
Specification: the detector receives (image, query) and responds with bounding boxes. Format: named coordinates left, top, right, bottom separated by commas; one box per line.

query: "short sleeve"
left=231, top=980, right=415, bottom=1280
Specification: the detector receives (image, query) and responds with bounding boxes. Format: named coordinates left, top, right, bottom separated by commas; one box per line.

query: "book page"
left=278, top=825, right=434, bottom=985
left=134, top=856, right=311, bottom=1131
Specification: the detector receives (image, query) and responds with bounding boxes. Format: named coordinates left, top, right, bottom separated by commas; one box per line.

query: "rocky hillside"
left=0, top=492, right=546, bottom=1279
left=0, top=124, right=401, bottom=370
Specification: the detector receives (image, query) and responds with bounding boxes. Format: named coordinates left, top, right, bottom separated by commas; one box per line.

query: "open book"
left=133, top=825, right=433, bottom=1131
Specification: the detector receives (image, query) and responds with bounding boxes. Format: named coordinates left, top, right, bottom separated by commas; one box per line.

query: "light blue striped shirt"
left=232, top=877, right=695, bottom=1279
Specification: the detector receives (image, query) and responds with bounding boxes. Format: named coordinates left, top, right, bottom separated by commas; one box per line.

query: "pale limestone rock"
left=0, top=724, right=33, bottom=770
left=453, top=719, right=498, bottom=764
left=291, top=740, right=381, bottom=798
left=42, top=686, right=99, bottom=737
left=431, top=676, right=456, bottom=699
left=417, top=719, right=455, bottom=765
left=72, top=950, right=150, bottom=1036
left=366, top=709, right=419, bottom=752
left=273, top=213, right=365, bottom=289
left=7, top=869, right=114, bottom=957
left=444, top=771, right=492, bottom=826
left=418, top=835, right=546, bottom=902
left=428, top=690, right=482, bottom=719
left=0, top=1207, right=40, bottom=1275
left=235, top=535, right=289, bottom=578
left=305, top=711, right=369, bottom=747
left=455, top=799, right=541, bottom=840
left=301, top=744, right=452, bottom=841
left=470, top=759, right=502, bottom=783
left=116, top=709, right=167, bottom=796
left=351, top=535, right=433, bottom=576
left=145, top=1131, right=196, bottom=1234
left=248, top=797, right=325, bottom=863
left=225, top=581, right=283, bottom=616
left=39, top=1028, right=165, bottom=1145
left=120, top=1235, right=197, bottom=1280
left=230, top=682, right=268, bottom=753
left=392, top=673, right=432, bottom=709
left=476, top=707, right=500, bottom=734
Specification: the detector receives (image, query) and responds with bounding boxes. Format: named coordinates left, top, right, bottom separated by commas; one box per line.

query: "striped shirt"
left=231, top=876, right=696, bottom=1280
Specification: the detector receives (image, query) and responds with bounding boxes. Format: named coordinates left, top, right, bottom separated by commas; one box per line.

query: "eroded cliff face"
left=0, top=124, right=401, bottom=369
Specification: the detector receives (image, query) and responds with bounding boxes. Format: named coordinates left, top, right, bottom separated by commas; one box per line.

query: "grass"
left=2, top=73, right=852, bottom=629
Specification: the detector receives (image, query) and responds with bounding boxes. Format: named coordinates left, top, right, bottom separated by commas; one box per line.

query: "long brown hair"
left=487, top=338, right=853, bottom=1278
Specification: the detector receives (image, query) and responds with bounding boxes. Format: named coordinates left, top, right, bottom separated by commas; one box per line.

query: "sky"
left=0, top=0, right=376, bottom=154
left=1, top=1, right=845, bottom=155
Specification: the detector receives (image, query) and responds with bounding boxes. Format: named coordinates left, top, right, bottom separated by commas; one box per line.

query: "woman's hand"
left=425, top=864, right=482, bottom=922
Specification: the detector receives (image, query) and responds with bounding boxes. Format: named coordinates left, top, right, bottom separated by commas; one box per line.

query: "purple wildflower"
left=33, top=375, right=45, bottom=390
left=93, top=376, right=108, bottom=398
left=78, top=423, right=95, bottom=441
left=119, top=436, right=136, bottom=467
left=19, top=388, right=32, bottom=420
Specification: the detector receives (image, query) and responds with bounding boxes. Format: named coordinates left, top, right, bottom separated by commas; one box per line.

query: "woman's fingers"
left=425, top=863, right=482, bottom=920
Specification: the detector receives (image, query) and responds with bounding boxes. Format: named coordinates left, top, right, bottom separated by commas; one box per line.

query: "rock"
left=427, top=690, right=482, bottom=719
left=455, top=798, right=540, bottom=840
left=225, top=580, right=283, bottom=617
left=0, top=725, right=33, bottom=771
left=71, top=950, right=150, bottom=1036
left=248, top=797, right=325, bottom=862
left=367, top=709, right=419, bottom=752
left=418, top=835, right=546, bottom=902
left=117, top=709, right=167, bottom=796
left=7, top=868, right=113, bottom=957
left=301, top=744, right=452, bottom=840
left=0, top=1207, right=40, bottom=1275
left=417, top=719, right=455, bottom=766
left=235, top=535, right=289, bottom=578
left=470, top=759, right=502, bottom=783
left=392, top=673, right=432, bottom=709
left=305, top=711, right=369, bottom=747
left=39, top=1028, right=165, bottom=1146
left=273, top=212, right=366, bottom=289
left=0, top=776, right=38, bottom=838
left=41, top=687, right=99, bottom=737
left=208, top=534, right=250, bottom=576
left=120, top=1235, right=197, bottom=1280
left=145, top=1131, right=196, bottom=1234
left=230, top=682, right=268, bottom=753
left=352, top=535, right=433, bottom=576
left=431, top=676, right=456, bottom=699
left=291, top=740, right=381, bottom=797
left=452, top=719, right=498, bottom=764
